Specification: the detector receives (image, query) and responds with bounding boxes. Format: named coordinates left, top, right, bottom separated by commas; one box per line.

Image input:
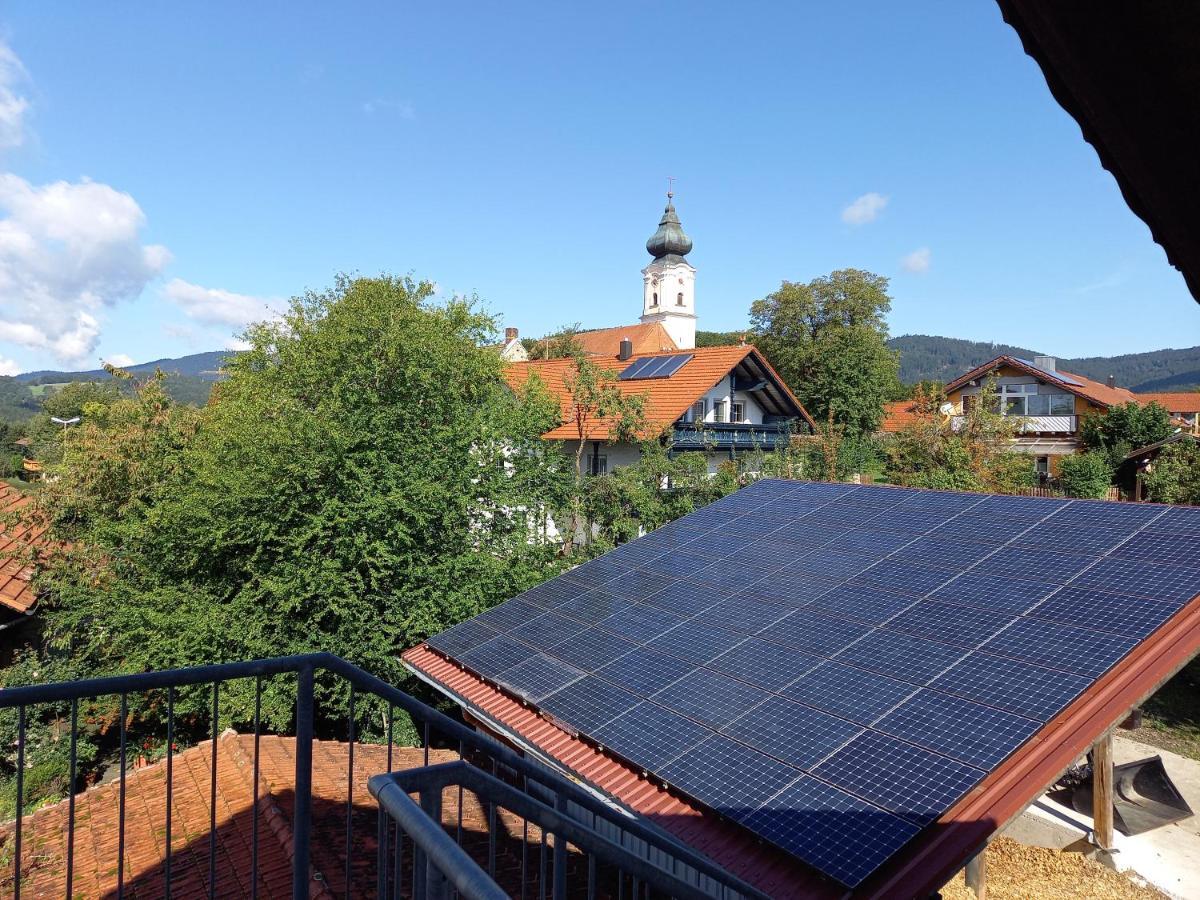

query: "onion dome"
left=645, top=193, right=693, bottom=260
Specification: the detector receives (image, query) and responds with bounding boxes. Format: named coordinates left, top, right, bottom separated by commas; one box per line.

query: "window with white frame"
left=713, top=400, right=727, bottom=423
left=689, top=399, right=707, bottom=422
left=731, top=401, right=745, bottom=422
left=998, top=384, right=1073, bottom=416
left=590, top=454, right=607, bottom=475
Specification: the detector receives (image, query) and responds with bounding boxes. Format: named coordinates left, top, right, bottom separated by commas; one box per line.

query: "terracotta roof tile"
left=0, top=485, right=45, bottom=615
left=0, top=732, right=542, bottom=899
left=504, top=345, right=812, bottom=441
left=879, top=400, right=923, bottom=433
left=1135, top=391, right=1200, bottom=413
left=569, top=322, right=677, bottom=357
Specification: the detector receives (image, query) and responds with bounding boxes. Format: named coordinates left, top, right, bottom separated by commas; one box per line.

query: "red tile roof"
left=1136, top=391, right=1200, bottom=413
left=879, top=400, right=923, bottom=433
left=504, top=345, right=813, bottom=441
left=0, top=732, right=475, bottom=898
left=570, top=322, right=677, bottom=357
left=0, top=484, right=47, bottom=615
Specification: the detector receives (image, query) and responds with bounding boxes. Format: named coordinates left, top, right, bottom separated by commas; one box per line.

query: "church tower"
left=640, top=192, right=696, bottom=350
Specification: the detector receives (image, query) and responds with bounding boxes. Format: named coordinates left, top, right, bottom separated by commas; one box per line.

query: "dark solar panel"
left=618, top=353, right=694, bottom=380
left=874, top=690, right=1041, bottom=769
left=593, top=701, right=713, bottom=770
left=813, top=731, right=985, bottom=826
left=421, top=480, right=1200, bottom=889
left=740, top=777, right=921, bottom=888
left=721, top=695, right=862, bottom=769
left=651, top=668, right=771, bottom=729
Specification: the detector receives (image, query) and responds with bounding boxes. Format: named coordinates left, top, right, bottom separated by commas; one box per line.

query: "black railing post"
left=293, top=663, right=315, bottom=900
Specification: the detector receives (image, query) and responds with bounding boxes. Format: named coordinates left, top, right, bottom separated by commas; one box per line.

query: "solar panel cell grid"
left=981, top=617, right=1138, bottom=678
left=694, top=595, right=791, bottom=632
left=736, top=574, right=842, bottom=607
left=786, top=548, right=877, bottom=580
left=458, top=635, right=535, bottom=676
left=930, top=571, right=1057, bottom=613
left=807, top=583, right=917, bottom=626
left=767, top=609, right=874, bottom=656
left=593, top=701, right=714, bottom=771
left=473, top=598, right=544, bottom=632
left=1146, top=504, right=1200, bottom=534
left=783, top=661, right=917, bottom=725
left=929, top=651, right=1091, bottom=720
left=639, top=582, right=725, bottom=615
left=596, top=602, right=684, bottom=641
left=603, top=569, right=675, bottom=601
left=884, top=601, right=1016, bottom=647
left=741, top=777, right=922, bottom=888
left=813, top=730, right=985, bottom=827
left=497, top=654, right=585, bottom=703
left=834, top=629, right=964, bottom=684
left=901, top=537, right=993, bottom=571
left=1026, top=587, right=1179, bottom=639
left=547, top=628, right=638, bottom=671
left=651, top=668, right=771, bottom=729
left=721, top=695, right=863, bottom=770
left=596, top=648, right=695, bottom=697
left=971, top=546, right=1094, bottom=583
left=849, top=560, right=958, bottom=596
left=1112, top=532, right=1200, bottom=569
left=556, top=589, right=636, bottom=625
left=426, top=619, right=498, bottom=657
left=707, top=640, right=826, bottom=691
left=1072, top=557, right=1200, bottom=604
left=509, top=612, right=587, bottom=647
left=874, top=690, right=1041, bottom=769
left=659, top=734, right=802, bottom=817
left=538, top=676, right=640, bottom=733
left=653, top=619, right=746, bottom=664
left=1011, top=524, right=1130, bottom=556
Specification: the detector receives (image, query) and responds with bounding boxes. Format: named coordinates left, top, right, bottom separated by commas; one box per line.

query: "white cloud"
left=901, top=246, right=932, bottom=273
left=0, top=174, right=171, bottom=364
left=104, top=353, right=135, bottom=367
left=361, top=98, right=415, bottom=119
left=163, top=278, right=283, bottom=327
left=0, top=41, right=30, bottom=149
left=225, top=337, right=253, bottom=352
left=841, top=192, right=888, bottom=225
left=0, top=356, right=18, bottom=377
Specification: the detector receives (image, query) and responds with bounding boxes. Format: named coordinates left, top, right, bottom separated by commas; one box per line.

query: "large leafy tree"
left=1080, top=401, right=1173, bottom=468
left=1142, top=439, right=1200, bottom=505
left=750, top=270, right=901, bottom=433
left=37, top=275, right=571, bottom=727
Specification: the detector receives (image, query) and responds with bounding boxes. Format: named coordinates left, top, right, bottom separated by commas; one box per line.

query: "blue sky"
left=0, top=1, right=1197, bottom=375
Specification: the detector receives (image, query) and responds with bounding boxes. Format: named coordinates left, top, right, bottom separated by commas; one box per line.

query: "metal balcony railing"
left=0, top=653, right=762, bottom=900
left=670, top=423, right=792, bottom=452
left=950, top=414, right=1077, bottom=434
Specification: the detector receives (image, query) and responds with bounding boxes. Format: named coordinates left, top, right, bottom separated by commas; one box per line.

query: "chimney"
left=504, top=327, right=518, bottom=343
left=619, top=338, right=633, bottom=361
left=1033, top=355, right=1057, bottom=373
left=1107, top=374, right=1117, bottom=388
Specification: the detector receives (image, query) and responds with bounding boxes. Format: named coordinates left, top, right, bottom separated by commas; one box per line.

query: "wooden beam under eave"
left=1093, top=730, right=1115, bottom=851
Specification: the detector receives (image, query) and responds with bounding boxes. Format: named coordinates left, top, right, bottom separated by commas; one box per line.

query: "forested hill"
left=887, top=335, right=1200, bottom=391
left=15, top=350, right=235, bottom=384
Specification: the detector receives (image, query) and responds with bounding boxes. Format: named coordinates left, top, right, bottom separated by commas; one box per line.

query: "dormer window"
left=676, top=292, right=684, bottom=306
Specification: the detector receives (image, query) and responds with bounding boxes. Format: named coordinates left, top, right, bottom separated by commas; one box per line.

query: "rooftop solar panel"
left=618, top=354, right=695, bottom=381
left=419, top=480, right=1200, bottom=889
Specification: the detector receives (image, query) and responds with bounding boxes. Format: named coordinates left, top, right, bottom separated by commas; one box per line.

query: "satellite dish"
left=938, top=403, right=954, bottom=416
left=50, top=416, right=81, bottom=426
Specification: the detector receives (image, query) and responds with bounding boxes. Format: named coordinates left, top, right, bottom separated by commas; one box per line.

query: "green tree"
left=1142, top=440, right=1200, bottom=505
left=1057, top=450, right=1115, bottom=499
left=750, top=270, right=901, bottom=433
left=1080, top=401, right=1173, bottom=468
left=37, top=275, right=572, bottom=732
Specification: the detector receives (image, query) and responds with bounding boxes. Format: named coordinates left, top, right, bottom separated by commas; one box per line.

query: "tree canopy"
left=1080, top=401, right=1174, bottom=468
left=750, top=270, right=901, bottom=433
left=36, top=275, right=572, bottom=728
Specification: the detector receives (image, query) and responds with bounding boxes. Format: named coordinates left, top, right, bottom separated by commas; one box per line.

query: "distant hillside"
left=16, top=350, right=236, bottom=385
left=888, top=335, right=1200, bottom=392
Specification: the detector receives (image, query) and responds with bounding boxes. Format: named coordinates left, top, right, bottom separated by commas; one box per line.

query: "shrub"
left=1057, top=451, right=1114, bottom=499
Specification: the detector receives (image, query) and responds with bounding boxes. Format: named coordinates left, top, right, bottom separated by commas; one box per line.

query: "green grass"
left=1129, top=658, right=1200, bottom=760
left=27, top=382, right=67, bottom=397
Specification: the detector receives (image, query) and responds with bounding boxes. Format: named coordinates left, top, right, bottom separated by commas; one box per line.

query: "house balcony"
left=950, top=415, right=1078, bottom=434
left=0, top=653, right=755, bottom=900
left=670, top=421, right=795, bottom=452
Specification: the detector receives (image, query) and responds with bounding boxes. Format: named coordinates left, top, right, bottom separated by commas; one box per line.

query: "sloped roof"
left=1136, top=392, right=1200, bottom=414
left=0, top=484, right=46, bottom=615
left=569, top=322, right=678, bottom=358
left=505, top=345, right=813, bottom=441
left=944, top=355, right=1140, bottom=408
left=0, top=732, right=467, bottom=898
left=879, top=400, right=922, bottom=433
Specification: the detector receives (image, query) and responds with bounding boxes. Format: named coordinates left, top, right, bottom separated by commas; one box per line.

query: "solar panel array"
left=618, top=353, right=693, bottom=380
left=426, top=480, right=1200, bottom=888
